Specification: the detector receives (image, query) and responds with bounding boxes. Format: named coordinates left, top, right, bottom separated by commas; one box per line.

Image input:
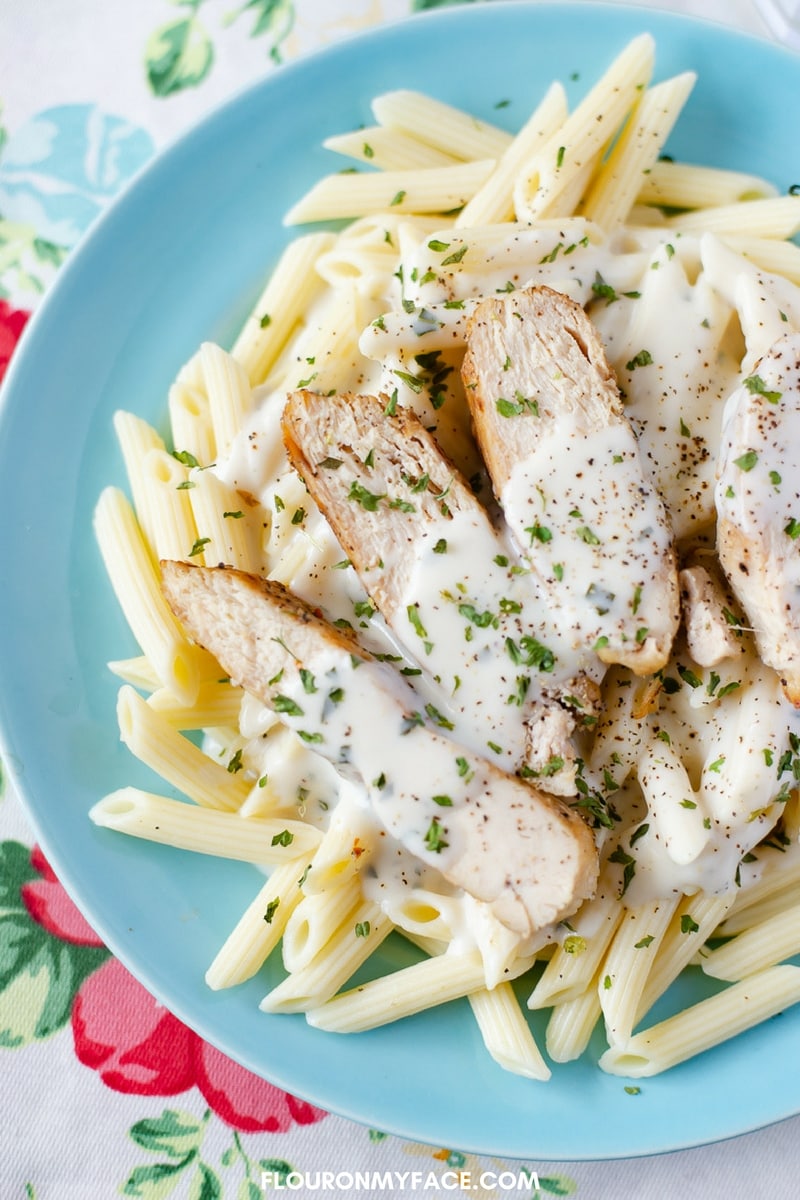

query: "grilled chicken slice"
left=715, top=331, right=800, bottom=705
left=461, top=284, right=680, bottom=675
left=282, top=388, right=601, bottom=791
left=679, top=562, right=740, bottom=668
left=161, top=560, right=598, bottom=937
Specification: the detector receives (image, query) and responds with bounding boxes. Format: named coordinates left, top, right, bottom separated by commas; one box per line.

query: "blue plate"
left=1, top=2, right=799, bottom=1162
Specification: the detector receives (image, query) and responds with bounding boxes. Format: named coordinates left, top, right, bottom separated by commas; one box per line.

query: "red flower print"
left=0, top=299, right=31, bottom=382
left=23, top=845, right=328, bottom=1133
left=72, top=957, right=197, bottom=1094
left=194, top=1040, right=327, bottom=1133
left=21, top=844, right=105, bottom=946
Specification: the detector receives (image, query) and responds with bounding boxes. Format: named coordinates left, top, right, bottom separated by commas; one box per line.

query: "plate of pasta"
left=2, top=0, right=800, bottom=1161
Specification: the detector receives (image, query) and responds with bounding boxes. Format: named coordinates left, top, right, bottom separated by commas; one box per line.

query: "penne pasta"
left=259, top=899, right=390, bottom=1012
left=545, top=975, right=603, bottom=1064
left=700, top=899, right=800, bottom=982
left=600, top=966, right=800, bottom=1078
left=147, top=680, right=244, bottom=730
left=94, top=487, right=203, bottom=706
left=116, top=684, right=250, bottom=812
left=90, top=786, right=321, bottom=862
left=599, top=898, right=679, bottom=1046
left=168, top=380, right=216, bottom=468
left=206, top=855, right=315, bottom=989
left=455, top=81, right=568, bottom=228
left=579, top=72, right=696, bottom=230
left=636, top=159, right=779, bottom=209
left=281, top=874, right=364, bottom=973
left=468, top=983, right=551, bottom=1081
left=284, top=160, right=496, bottom=225
left=231, top=232, right=336, bottom=385
left=371, top=89, right=513, bottom=161
left=323, top=126, right=459, bottom=172
left=138, top=447, right=199, bottom=563
left=305, top=950, right=534, bottom=1034
left=112, top=410, right=166, bottom=554
left=666, top=195, right=800, bottom=238
left=513, top=32, right=655, bottom=220
left=199, top=342, right=252, bottom=461
left=528, top=890, right=624, bottom=1009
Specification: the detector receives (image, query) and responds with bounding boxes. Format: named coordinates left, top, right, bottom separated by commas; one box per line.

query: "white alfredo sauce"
left=500, top=419, right=673, bottom=663
left=716, top=329, right=800, bottom=647
left=211, top=217, right=800, bottom=933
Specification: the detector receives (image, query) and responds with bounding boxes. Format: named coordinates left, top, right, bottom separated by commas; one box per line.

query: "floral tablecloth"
left=1, top=1, right=798, bottom=1197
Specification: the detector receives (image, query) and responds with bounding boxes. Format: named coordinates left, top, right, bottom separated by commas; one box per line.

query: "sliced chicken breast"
left=461, top=284, right=680, bottom=675
left=715, top=330, right=800, bottom=705
left=160, top=560, right=598, bottom=937
left=282, top=388, right=602, bottom=792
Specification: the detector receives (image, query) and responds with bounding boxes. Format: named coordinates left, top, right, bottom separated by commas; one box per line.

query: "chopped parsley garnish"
left=455, top=756, right=474, bottom=781
left=526, top=522, right=553, bottom=545
left=495, top=392, right=540, bottom=418
left=299, top=669, right=317, bottom=693
left=227, top=749, right=243, bottom=774
left=424, top=817, right=449, bottom=854
left=188, top=536, right=211, bottom=557
left=425, top=703, right=454, bottom=730
left=441, top=244, right=468, bottom=266
left=733, top=450, right=758, bottom=472
left=273, top=695, right=304, bottom=716
left=458, top=602, right=497, bottom=629
left=505, top=636, right=556, bottom=672
left=608, top=846, right=636, bottom=896
left=347, top=481, right=385, bottom=510
left=743, top=374, right=782, bottom=403
left=271, top=829, right=294, bottom=848
left=626, top=349, right=653, bottom=371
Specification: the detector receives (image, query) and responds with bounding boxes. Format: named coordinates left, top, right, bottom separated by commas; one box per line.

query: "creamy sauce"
left=209, top=215, right=800, bottom=931
left=233, top=626, right=592, bottom=944
left=500, top=419, right=674, bottom=665
left=716, top=330, right=800, bottom=684
left=589, top=641, right=799, bottom=902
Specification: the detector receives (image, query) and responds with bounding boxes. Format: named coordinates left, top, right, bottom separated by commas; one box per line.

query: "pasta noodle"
left=91, top=34, right=800, bottom=1085
left=599, top=966, right=800, bottom=1078
left=90, top=786, right=321, bottom=862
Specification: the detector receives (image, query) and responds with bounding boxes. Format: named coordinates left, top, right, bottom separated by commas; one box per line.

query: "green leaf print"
left=539, top=1176, right=579, bottom=1196
left=146, top=2, right=214, bottom=97
left=0, top=220, right=68, bottom=301
left=413, top=0, right=483, bottom=9
left=122, top=1155, right=197, bottom=1199
left=228, top=0, right=295, bottom=62
left=232, top=0, right=293, bottom=39
left=190, top=1161, right=223, bottom=1200
left=130, top=1110, right=208, bottom=1159
left=237, top=1182, right=263, bottom=1200
left=0, top=839, right=36, bottom=905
